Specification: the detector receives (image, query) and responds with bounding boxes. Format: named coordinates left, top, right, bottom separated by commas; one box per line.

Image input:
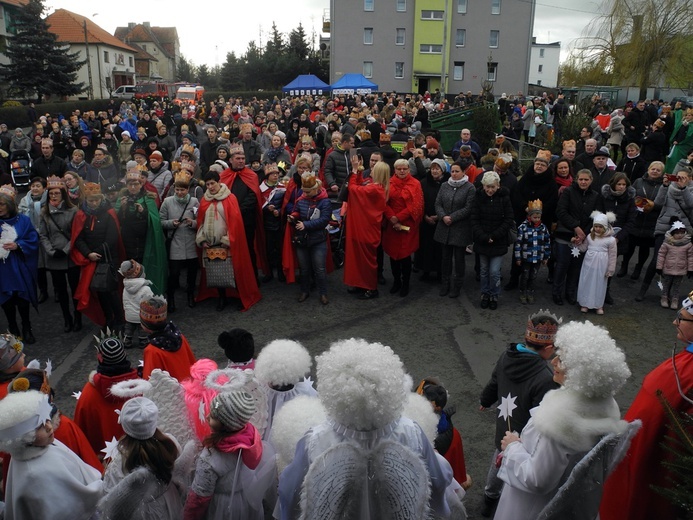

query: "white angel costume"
left=263, top=378, right=317, bottom=441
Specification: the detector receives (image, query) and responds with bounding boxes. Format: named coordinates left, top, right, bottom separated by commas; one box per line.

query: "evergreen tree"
left=0, top=0, right=84, bottom=99
left=220, top=52, right=245, bottom=91
left=196, top=64, right=210, bottom=87
left=176, top=55, right=196, bottom=83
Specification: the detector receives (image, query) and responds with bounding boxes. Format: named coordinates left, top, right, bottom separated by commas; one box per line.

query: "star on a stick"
left=101, top=436, right=119, bottom=460
left=498, top=393, right=518, bottom=421
left=571, top=246, right=581, bottom=258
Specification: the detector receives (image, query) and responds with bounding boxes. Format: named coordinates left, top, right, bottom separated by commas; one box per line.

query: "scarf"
left=264, top=146, right=284, bottom=162
left=175, top=193, right=190, bottom=204
left=148, top=321, right=183, bottom=352
left=202, top=184, right=231, bottom=245
left=390, top=174, right=424, bottom=223
left=555, top=174, right=573, bottom=189
left=447, top=175, right=468, bottom=188
left=82, top=198, right=108, bottom=216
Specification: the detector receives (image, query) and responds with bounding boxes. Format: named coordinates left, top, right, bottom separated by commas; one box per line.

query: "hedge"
left=0, top=99, right=116, bottom=128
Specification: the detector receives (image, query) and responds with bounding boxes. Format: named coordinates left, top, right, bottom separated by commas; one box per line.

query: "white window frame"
left=491, top=0, right=501, bottom=15
left=364, top=0, right=374, bottom=11
left=396, top=28, right=405, bottom=45
left=421, top=10, right=444, bottom=20
left=363, top=61, right=373, bottom=78
left=453, top=62, right=464, bottom=81
left=395, top=62, right=404, bottom=79
left=490, top=30, right=499, bottom=48
left=397, top=0, right=406, bottom=12
left=364, top=28, right=373, bottom=45
left=488, top=62, right=498, bottom=82
left=420, top=44, right=443, bottom=54
left=455, top=29, right=466, bottom=47
left=457, top=0, right=467, bottom=14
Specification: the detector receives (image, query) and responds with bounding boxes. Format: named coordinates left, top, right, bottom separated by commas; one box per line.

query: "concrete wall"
left=528, top=43, right=560, bottom=88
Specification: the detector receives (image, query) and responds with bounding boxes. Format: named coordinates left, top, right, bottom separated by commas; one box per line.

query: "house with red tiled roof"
left=45, top=9, right=138, bottom=99
left=114, top=22, right=179, bottom=82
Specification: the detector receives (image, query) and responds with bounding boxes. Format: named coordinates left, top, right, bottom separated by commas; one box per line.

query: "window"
left=539, top=48, right=545, bottom=58
left=103, top=51, right=110, bottom=63
left=105, top=77, right=112, bottom=89
left=537, top=80, right=542, bottom=85
left=538, top=64, right=543, bottom=73
left=488, top=62, right=498, bottom=82
left=455, top=29, right=466, bottom=47
left=396, top=28, right=405, bottom=45
left=421, top=10, right=444, bottom=20
left=363, top=61, right=373, bottom=78
left=397, top=0, right=406, bottom=12
left=395, top=62, right=404, bottom=79
left=364, top=0, right=374, bottom=11
left=489, top=30, right=499, bottom=48
left=453, top=61, right=465, bottom=81
left=129, top=56, right=134, bottom=67
left=457, top=0, right=467, bottom=13
left=491, top=0, right=501, bottom=15
left=364, top=28, right=373, bottom=45
left=420, top=44, right=443, bottom=54
left=0, top=36, right=6, bottom=53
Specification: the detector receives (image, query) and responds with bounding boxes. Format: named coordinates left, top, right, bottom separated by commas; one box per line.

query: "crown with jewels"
left=525, top=309, right=562, bottom=347
left=82, top=182, right=102, bottom=197
left=174, top=170, right=192, bottom=184
left=527, top=199, right=543, bottom=214
left=46, top=175, right=65, bottom=190
left=0, top=184, right=16, bottom=198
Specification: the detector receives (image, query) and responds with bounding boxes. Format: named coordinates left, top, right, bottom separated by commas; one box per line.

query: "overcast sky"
left=44, top=0, right=601, bottom=68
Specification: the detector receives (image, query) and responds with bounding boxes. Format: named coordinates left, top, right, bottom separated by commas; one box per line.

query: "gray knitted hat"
left=119, top=397, right=158, bottom=440
left=210, top=390, right=256, bottom=432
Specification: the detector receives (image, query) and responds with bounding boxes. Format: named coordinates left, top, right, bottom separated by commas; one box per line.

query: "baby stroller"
left=9, top=150, right=31, bottom=188
left=328, top=205, right=346, bottom=269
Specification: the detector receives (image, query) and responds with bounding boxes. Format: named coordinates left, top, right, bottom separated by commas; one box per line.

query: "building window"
left=129, top=56, right=134, bottom=67
left=455, top=29, right=466, bottom=47
left=491, top=0, right=501, bottom=15
left=421, top=10, right=444, bottom=20
left=365, top=0, right=374, bottom=11
left=420, top=44, right=443, bottom=54
left=453, top=61, right=464, bottom=81
left=397, top=0, right=406, bottom=12
left=539, top=48, right=545, bottom=58
left=488, top=62, right=498, bottom=82
left=457, top=0, right=467, bottom=13
left=538, top=64, right=543, bottom=73
left=0, top=36, right=6, bottom=53
left=489, top=30, right=499, bottom=48
left=364, top=28, right=373, bottom=45
left=395, top=62, right=404, bottom=78
left=103, top=51, right=109, bottom=63
left=396, top=28, right=405, bottom=45
left=363, top=61, right=373, bottom=78
left=537, top=80, right=542, bottom=85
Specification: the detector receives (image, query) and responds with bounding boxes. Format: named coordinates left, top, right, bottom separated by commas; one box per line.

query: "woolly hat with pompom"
left=317, top=338, right=406, bottom=431
left=402, top=392, right=438, bottom=445
left=255, top=339, right=312, bottom=387
left=591, top=210, right=616, bottom=231
left=554, top=321, right=630, bottom=398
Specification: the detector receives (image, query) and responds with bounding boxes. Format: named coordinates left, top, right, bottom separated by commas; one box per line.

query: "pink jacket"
left=657, top=234, right=693, bottom=276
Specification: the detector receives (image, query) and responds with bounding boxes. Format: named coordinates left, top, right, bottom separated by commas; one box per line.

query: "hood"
left=91, top=369, right=139, bottom=403
left=123, top=277, right=151, bottom=294
left=214, top=422, right=263, bottom=469
left=600, top=184, right=635, bottom=201
left=665, top=230, right=692, bottom=246
left=503, top=344, right=553, bottom=383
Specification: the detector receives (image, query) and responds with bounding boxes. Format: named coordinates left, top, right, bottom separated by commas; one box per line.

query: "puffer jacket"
left=433, top=177, right=475, bottom=247
left=291, top=188, right=332, bottom=247
left=39, top=202, right=77, bottom=270
left=471, top=185, right=515, bottom=257
left=147, top=161, right=172, bottom=199
left=323, top=147, right=350, bottom=192
left=653, top=183, right=693, bottom=236
left=554, top=181, right=599, bottom=242
left=630, top=174, right=663, bottom=238
left=122, top=277, right=154, bottom=323
left=657, top=231, right=693, bottom=276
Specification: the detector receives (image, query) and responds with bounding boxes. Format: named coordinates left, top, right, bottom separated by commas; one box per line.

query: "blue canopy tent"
left=282, top=74, right=330, bottom=96
left=330, top=74, right=379, bottom=95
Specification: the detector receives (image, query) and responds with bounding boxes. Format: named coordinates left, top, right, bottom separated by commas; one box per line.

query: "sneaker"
left=488, top=297, right=498, bottom=310
left=596, top=308, right=604, bottom=315
left=670, top=299, right=679, bottom=310
left=661, top=297, right=670, bottom=308
left=480, top=295, right=490, bottom=309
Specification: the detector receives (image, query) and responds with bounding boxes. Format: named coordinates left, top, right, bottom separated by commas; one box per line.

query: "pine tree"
left=0, top=0, right=84, bottom=99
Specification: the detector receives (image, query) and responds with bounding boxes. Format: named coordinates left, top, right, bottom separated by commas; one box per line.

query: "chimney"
left=128, top=22, right=135, bottom=30
left=532, top=36, right=536, bottom=44
left=143, top=22, right=150, bottom=28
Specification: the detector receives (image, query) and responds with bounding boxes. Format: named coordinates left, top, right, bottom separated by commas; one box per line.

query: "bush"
left=471, top=102, right=501, bottom=152
left=2, top=101, right=22, bottom=108
left=560, top=98, right=593, bottom=143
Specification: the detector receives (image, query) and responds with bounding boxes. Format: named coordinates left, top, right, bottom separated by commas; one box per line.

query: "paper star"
left=138, top=359, right=144, bottom=367
left=198, top=400, right=206, bottom=424
left=45, top=359, right=52, bottom=378
left=498, top=393, right=518, bottom=421
left=72, top=391, right=82, bottom=400
left=101, top=437, right=119, bottom=461
left=657, top=280, right=664, bottom=291
left=27, top=359, right=40, bottom=369
left=571, top=246, right=581, bottom=258
left=636, top=206, right=644, bottom=213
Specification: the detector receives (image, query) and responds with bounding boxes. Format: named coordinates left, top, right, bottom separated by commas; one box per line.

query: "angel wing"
left=144, top=369, right=196, bottom=447
left=97, top=466, right=167, bottom=520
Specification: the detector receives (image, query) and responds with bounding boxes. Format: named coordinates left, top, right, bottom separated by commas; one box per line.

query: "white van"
left=111, top=85, right=136, bottom=100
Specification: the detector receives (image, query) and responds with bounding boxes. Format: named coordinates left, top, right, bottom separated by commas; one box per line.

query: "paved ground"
left=24, top=254, right=677, bottom=518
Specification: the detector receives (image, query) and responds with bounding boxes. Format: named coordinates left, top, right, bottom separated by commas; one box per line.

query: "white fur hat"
left=590, top=211, right=616, bottom=230
left=0, top=390, right=52, bottom=443
left=554, top=321, right=630, bottom=399
left=255, top=339, right=312, bottom=387
left=316, top=338, right=406, bottom=431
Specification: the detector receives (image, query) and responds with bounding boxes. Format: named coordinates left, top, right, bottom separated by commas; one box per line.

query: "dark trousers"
left=519, top=262, right=540, bottom=292
left=642, top=234, right=666, bottom=290
left=49, top=266, right=80, bottom=322
left=552, top=242, right=584, bottom=300
left=441, top=245, right=465, bottom=281
left=96, top=290, right=124, bottom=332
left=167, top=258, right=199, bottom=298
left=265, top=227, right=282, bottom=271
left=38, top=267, right=47, bottom=293
left=245, top=224, right=257, bottom=276
left=1, top=293, right=31, bottom=334
left=622, top=235, right=655, bottom=272
left=390, top=256, right=412, bottom=285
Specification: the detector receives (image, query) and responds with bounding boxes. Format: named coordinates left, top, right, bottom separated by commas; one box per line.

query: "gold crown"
left=228, top=144, right=244, bottom=156
left=525, top=309, right=562, bottom=347
left=125, top=171, right=141, bottom=182
left=265, top=163, right=279, bottom=175
left=82, top=182, right=102, bottom=197
left=46, top=175, right=65, bottom=190
left=0, top=184, right=16, bottom=198
left=180, top=144, right=196, bottom=158
left=174, top=170, right=192, bottom=184
left=527, top=199, right=543, bottom=213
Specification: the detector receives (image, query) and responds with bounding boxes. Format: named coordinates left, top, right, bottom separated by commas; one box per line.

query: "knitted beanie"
left=210, top=390, right=256, bottom=432
left=98, top=337, right=127, bottom=365
left=0, top=333, right=23, bottom=372
left=119, top=397, right=159, bottom=440
left=119, top=259, right=144, bottom=279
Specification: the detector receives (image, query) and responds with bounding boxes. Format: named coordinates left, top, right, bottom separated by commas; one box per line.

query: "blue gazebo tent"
left=282, top=74, right=330, bottom=96
left=330, top=74, right=379, bottom=95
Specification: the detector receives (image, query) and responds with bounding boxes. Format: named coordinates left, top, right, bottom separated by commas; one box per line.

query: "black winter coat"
left=555, top=182, right=600, bottom=241
left=630, top=174, right=663, bottom=238
left=616, top=155, right=648, bottom=182
left=471, top=185, right=514, bottom=256
left=512, top=166, right=558, bottom=225
left=598, top=185, right=637, bottom=254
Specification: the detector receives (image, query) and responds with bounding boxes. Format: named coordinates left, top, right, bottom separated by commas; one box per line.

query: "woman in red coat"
left=383, top=158, right=424, bottom=297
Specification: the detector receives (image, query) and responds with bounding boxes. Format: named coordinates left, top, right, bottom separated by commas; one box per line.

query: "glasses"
left=676, top=311, right=693, bottom=324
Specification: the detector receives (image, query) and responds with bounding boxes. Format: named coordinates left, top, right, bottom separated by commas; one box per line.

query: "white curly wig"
left=270, top=395, right=326, bottom=473
left=255, top=339, right=312, bottom=387
left=554, top=321, right=631, bottom=399
left=317, top=338, right=406, bottom=431
left=402, top=392, right=438, bottom=444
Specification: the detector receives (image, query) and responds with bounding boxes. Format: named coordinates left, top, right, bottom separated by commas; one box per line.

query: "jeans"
left=49, top=266, right=80, bottom=322
left=552, top=241, right=583, bottom=300
left=296, top=241, right=327, bottom=295
left=484, top=448, right=504, bottom=500
left=479, top=255, right=503, bottom=297
left=519, top=262, right=539, bottom=292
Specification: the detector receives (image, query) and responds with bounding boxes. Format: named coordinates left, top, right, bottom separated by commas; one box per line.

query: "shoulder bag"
left=90, top=243, right=118, bottom=292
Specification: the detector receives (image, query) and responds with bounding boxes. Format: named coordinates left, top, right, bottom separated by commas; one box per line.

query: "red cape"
left=142, top=333, right=196, bottom=382
left=70, top=208, right=125, bottom=327
left=444, top=427, right=468, bottom=487
left=343, top=172, right=386, bottom=290
left=195, top=192, right=261, bottom=311
left=382, top=174, right=424, bottom=260
left=600, top=350, right=693, bottom=520
left=56, top=414, right=104, bottom=472
left=219, top=167, right=269, bottom=275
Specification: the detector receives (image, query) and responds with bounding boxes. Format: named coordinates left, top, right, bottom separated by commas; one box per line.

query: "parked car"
left=110, top=85, right=136, bottom=100
left=671, top=96, right=693, bottom=108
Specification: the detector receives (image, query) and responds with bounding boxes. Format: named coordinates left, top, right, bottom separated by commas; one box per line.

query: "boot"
left=481, top=495, right=499, bottom=518
left=671, top=298, right=679, bottom=310
left=630, top=263, right=643, bottom=280
left=399, top=280, right=410, bottom=297
left=389, top=279, right=402, bottom=294
left=527, top=290, right=535, bottom=304
left=187, top=292, right=196, bottom=308
left=63, top=315, right=73, bottom=334
left=519, top=291, right=527, bottom=304
left=448, top=278, right=463, bottom=298
left=439, top=276, right=450, bottom=297
left=72, top=312, right=82, bottom=332
left=660, top=296, right=669, bottom=308
left=22, top=325, right=35, bottom=345
left=635, top=282, right=648, bottom=302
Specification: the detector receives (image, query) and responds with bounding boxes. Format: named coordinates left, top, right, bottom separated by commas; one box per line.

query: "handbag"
left=292, top=231, right=309, bottom=247
left=203, top=247, right=235, bottom=288
left=507, top=224, right=518, bottom=244
left=90, top=244, right=118, bottom=292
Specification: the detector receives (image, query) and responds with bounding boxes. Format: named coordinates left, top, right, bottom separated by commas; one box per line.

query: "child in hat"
left=0, top=332, right=26, bottom=398
left=218, top=328, right=256, bottom=370
left=574, top=211, right=617, bottom=314
left=119, top=259, right=154, bottom=349
left=656, top=220, right=693, bottom=309
left=514, top=199, right=551, bottom=304
left=0, top=390, right=103, bottom=520
left=184, top=390, right=265, bottom=519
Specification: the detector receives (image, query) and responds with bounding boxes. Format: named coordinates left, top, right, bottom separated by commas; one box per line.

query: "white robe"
left=577, top=234, right=616, bottom=309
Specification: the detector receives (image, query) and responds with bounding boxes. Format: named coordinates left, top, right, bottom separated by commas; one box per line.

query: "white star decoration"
left=138, top=359, right=144, bottom=367
left=571, top=246, right=581, bottom=258
left=657, top=280, right=664, bottom=291
left=498, top=393, right=518, bottom=421
left=101, top=437, right=119, bottom=461
left=71, top=391, right=82, bottom=400
left=45, top=359, right=52, bottom=378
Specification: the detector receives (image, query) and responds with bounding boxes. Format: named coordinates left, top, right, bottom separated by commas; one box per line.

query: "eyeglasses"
left=676, top=311, right=693, bottom=323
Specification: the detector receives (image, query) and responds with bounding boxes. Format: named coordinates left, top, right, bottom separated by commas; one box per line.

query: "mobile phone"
left=349, top=148, right=358, bottom=161
left=666, top=174, right=679, bottom=182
